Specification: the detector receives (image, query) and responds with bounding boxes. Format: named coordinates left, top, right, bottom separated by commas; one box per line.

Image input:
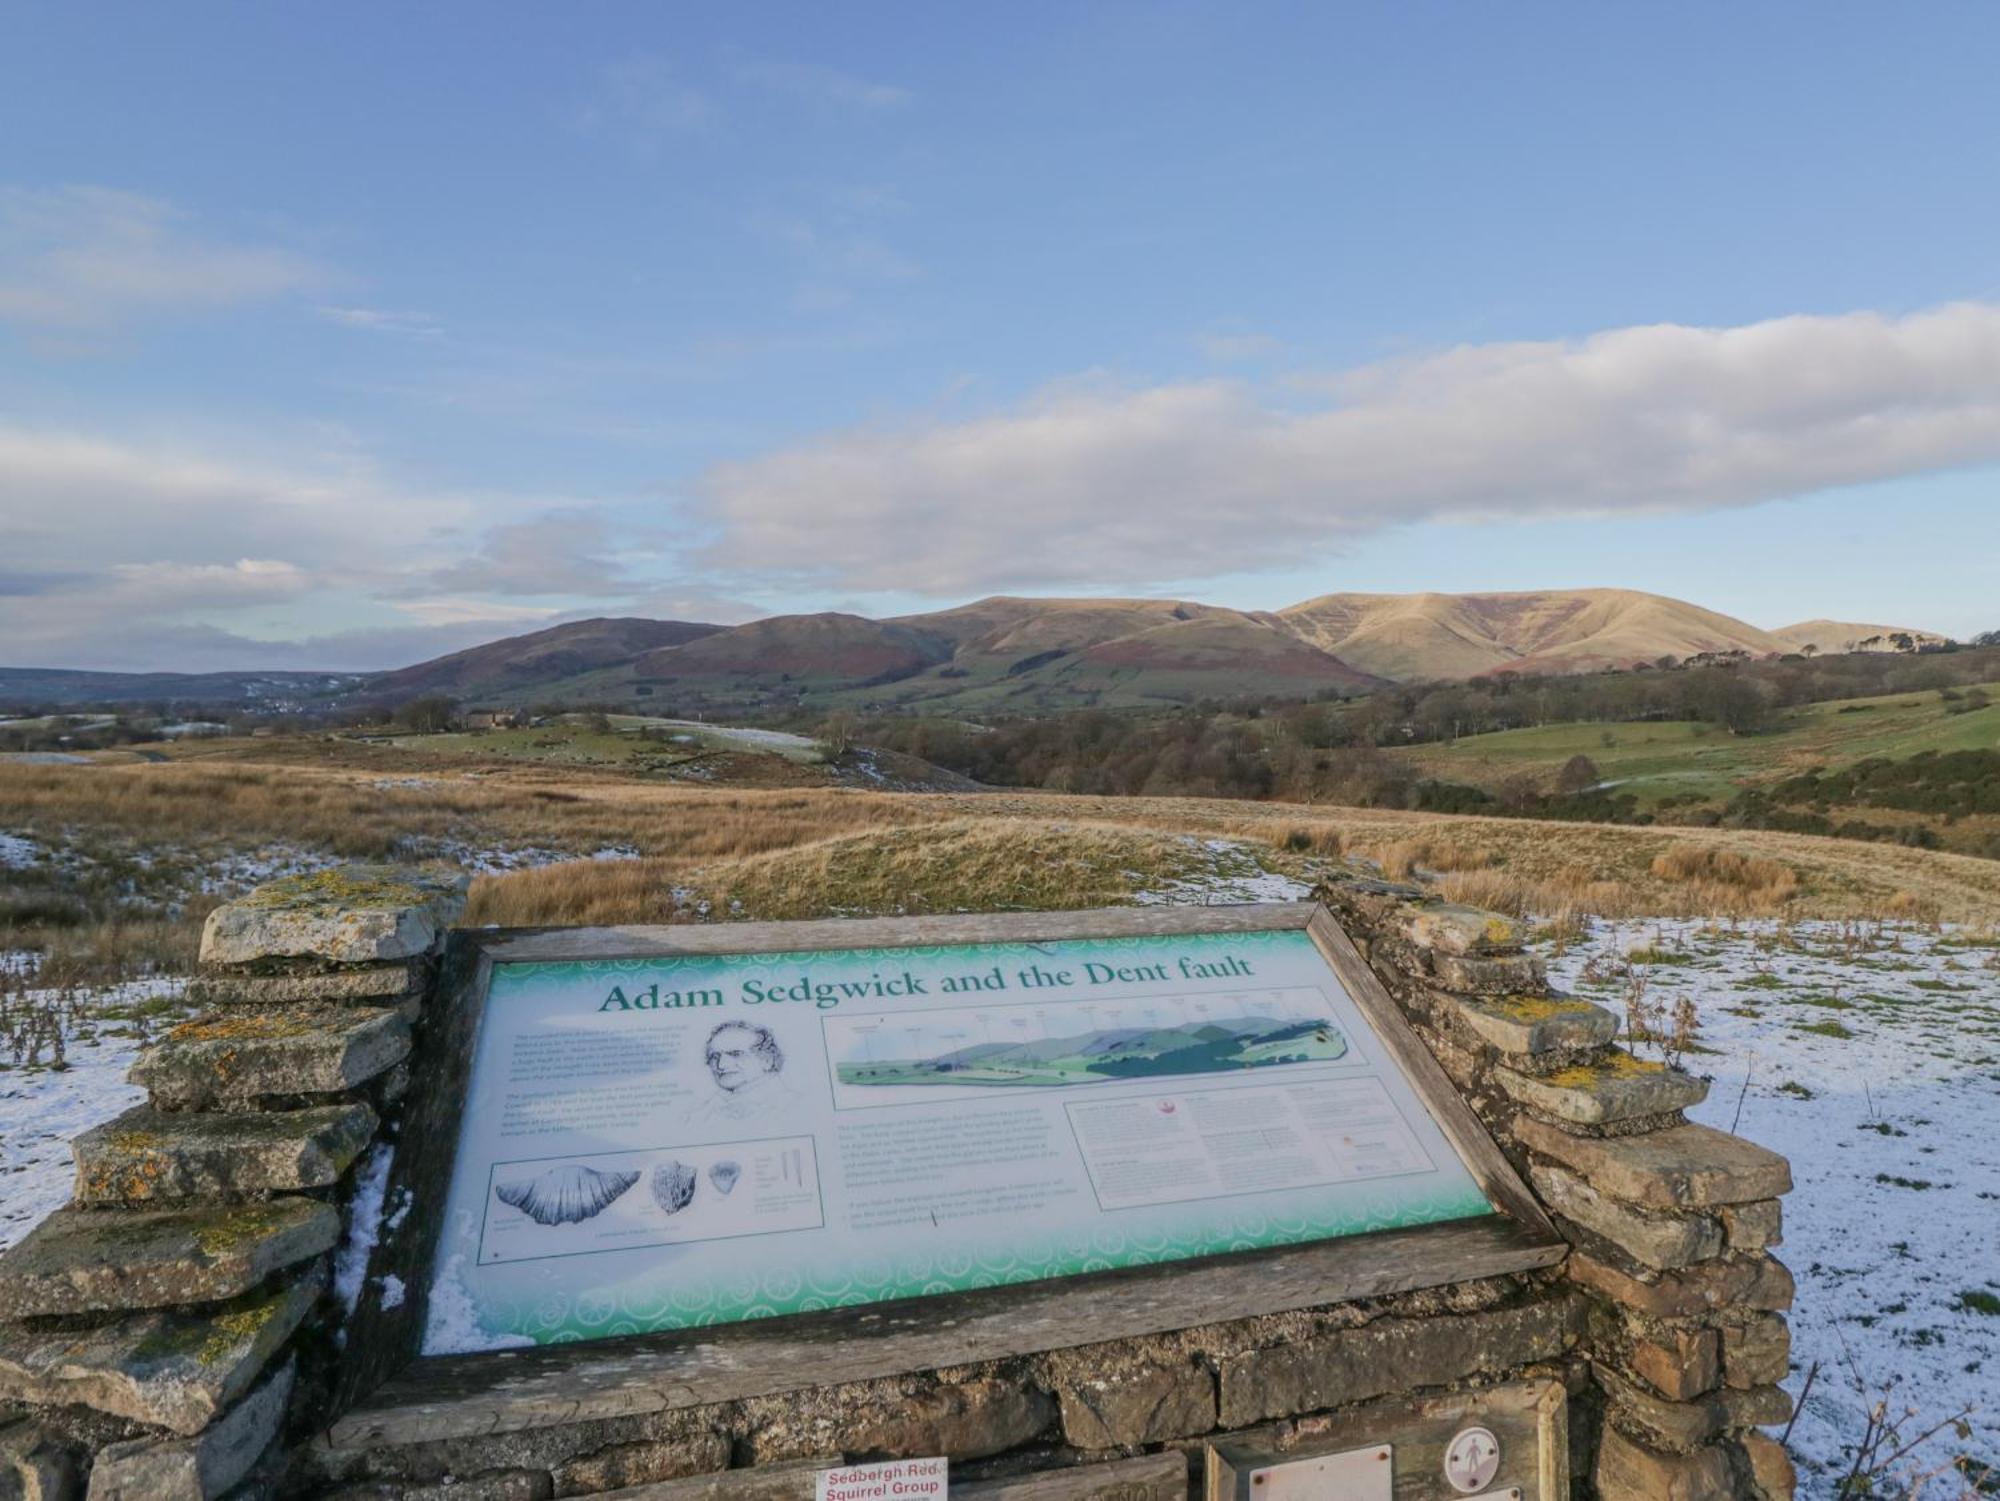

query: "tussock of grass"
left=1650, top=844, right=1800, bottom=907
left=467, top=819, right=1246, bottom=927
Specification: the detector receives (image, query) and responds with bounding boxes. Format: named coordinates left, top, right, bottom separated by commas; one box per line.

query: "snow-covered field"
left=1544, top=917, right=2000, bottom=1495
left=0, top=966, right=191, bottom=1250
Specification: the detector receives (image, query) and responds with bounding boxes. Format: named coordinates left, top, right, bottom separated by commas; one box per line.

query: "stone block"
left=72, top=1103, right=375, bottom=1204
left=130, top=1005, right=411, bottom=1107
left=0, top=1420, right=76, bottom=1501
left=551, top=1433, right=731, bottom=1496
left=1720, top=1200, right=1783, bottom=1251
left=1530, top=1164, right=1725, bottom=1269
left=84, top=1360, right=292, bottom=1501
left=1598, top=1365, right=1790, bottom=1451
left=1431, top=951, right=1548, bottom=994
left=1569, top=1252, right=1794, bottom=1319
left=0, top=1198, right=337, bottom=1317
left=199, top=866, right=468, bottom=967
left=1514, top=1116, right=1792, bottom=1207
left=1395, top=903, right=1524, bottom=956
left=1440, top=992, right=1618, bottom=1057
left=1722, top=1313, right=1792, bottom=1389
left=185, top=959, right=429, bottom=1006
left=1217, top=1299, right=1568, bottom=1427
left=325, top=1476, right=554, bottom=1501
left=0, top=1271, right=318, bottom=1434
left=1628, top=1327, right=1721, bottom=1401
left=1596, top=1425, right=1732, bottom=1501
left=1052, top=1359, right=1215, bottom=1448
left=1738, top=1431, right=1797, bottom=1501
left=1495, top=1053, right=1708, bottom=1126
left=829, top=1380, right=1051, bottom=1463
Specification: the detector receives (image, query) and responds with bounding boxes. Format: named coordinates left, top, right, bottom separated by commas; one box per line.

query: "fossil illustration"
left=652, top=1159, right=698, bottom=1215
left=707, top=1160, right=741, bottom=1196
left=494, top=1164, right=639, bottom=1226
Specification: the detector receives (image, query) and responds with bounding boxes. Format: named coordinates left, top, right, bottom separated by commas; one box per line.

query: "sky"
left=3, top=1, right=1999, bottom=672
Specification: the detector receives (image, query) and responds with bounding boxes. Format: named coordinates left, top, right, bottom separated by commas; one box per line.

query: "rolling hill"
left=2, top=590, right=1948, bottom=715
left=1277, top=589, right=1798, bottom=680
left=1768, top=620, right=1954, bottom=656
left=362, top=617, right=722, bottom=701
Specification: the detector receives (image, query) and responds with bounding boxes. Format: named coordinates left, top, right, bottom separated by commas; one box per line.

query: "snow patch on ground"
left=423, top=1238, right=536, bottom=1354
left=1132, top=837, right=1314, bottom=906
left=1542, top=917, right=2000, bottom=1494
left=332, top=1143, right=396, bottom=1337
left=198, top=845, right=342, bottom=894
left=0, top=833, right=38, bottom=869
left=395, top=839, right=642, bottom=876
left=0, top=970, right=191, bottom=1251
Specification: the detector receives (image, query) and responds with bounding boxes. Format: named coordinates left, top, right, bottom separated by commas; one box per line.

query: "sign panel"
left=816, top=1458, right=947, bottom=1501
left=423, top=926, right=1495, bottom=1352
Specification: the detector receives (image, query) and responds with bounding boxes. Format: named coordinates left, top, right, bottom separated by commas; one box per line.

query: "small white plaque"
left=1443, top=1424, right=1501, bottom=1492
left=1248, top=1443, right=1392, bottom=1499
left=815, top=1457, right=948, bottom=1501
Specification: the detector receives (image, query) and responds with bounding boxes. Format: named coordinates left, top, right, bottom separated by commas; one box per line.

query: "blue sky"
left=3, top=2, right=1998, bottom=670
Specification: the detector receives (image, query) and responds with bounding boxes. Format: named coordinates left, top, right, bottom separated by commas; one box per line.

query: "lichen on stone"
left=1547, top=1050, right=1666, bottom=1089
left=236, top=865, right=454, bottom=915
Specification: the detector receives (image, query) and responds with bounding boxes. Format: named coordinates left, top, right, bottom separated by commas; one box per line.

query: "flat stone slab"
left=200, top=865, right=468, bottom=967
left=187, top=958, right=430, bottom=1006
left=1529, top=1164, right=1724, bottom=1270
left=73, top=1103, right=376, bottom=1204
left=1442, top=992, right=1619, bottom=1056
left=1514, top=1115, right=1791, bottom=1208
left=1494, top=1051, right=1708, bottom=1125
left=1395, top=902, right=1524, bottom=955
left=130, top=1004, right=411, bottom=1107
left=0, top=1273, right=316, bottom=1434
left=585, top=1454, right=1189, bottom=1501
left=86, top=1360, right=293, bottom=1500
left=0, top=1198, right=338, bottom=1317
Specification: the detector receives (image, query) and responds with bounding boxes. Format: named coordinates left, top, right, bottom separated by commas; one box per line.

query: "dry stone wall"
left=1316, top=880, right=1797, bottom=1501
left=0, top=866, right=465, bottom=1501
left=0, top=865, right=1795, bottom=1501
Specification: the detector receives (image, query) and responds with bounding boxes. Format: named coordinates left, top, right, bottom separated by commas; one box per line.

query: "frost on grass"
left=1544, top=917, right=2000, bottom=1494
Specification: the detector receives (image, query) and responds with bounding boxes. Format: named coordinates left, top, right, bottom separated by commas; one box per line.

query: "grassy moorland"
left=4, top=738, right=1998, bottom=988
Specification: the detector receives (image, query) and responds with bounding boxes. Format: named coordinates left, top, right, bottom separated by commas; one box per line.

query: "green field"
left=1397, top=683, right=2000, bottom=809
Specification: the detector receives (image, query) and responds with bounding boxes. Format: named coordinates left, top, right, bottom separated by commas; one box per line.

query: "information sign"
left=424, top=925, right=1496, bottom=1352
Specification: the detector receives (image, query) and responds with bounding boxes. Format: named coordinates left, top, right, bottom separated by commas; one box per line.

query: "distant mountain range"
left=0, top=590, right=1950, bottom=712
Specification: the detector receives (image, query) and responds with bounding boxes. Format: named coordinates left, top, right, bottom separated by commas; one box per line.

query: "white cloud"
left=428, top=512, right=629, bottom=596
left=735, top=59, right=909, bottom=110
left=697, top=302, right=2000, bottom=594
left=318, top=305, right=442, bottom=339
left=0, top=423, right=744, bottom=671
left=0, top=186, right=320, bottom=331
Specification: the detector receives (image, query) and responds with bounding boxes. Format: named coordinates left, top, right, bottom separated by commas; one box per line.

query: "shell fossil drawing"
left=652, top=1159, right=698, bottom=1215
left=707, top=1160, right=741, bottom=1196
left=494, top=1164, right=639, bottom=1227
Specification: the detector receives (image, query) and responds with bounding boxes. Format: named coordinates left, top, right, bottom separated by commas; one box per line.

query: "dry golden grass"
left=8, top=754, right=2000, bottom=933
left=468, top=819, right=1239, bottom=928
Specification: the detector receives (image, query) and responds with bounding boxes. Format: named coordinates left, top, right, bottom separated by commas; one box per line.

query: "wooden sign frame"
left=331, top=902, right=1560, bottom=1435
